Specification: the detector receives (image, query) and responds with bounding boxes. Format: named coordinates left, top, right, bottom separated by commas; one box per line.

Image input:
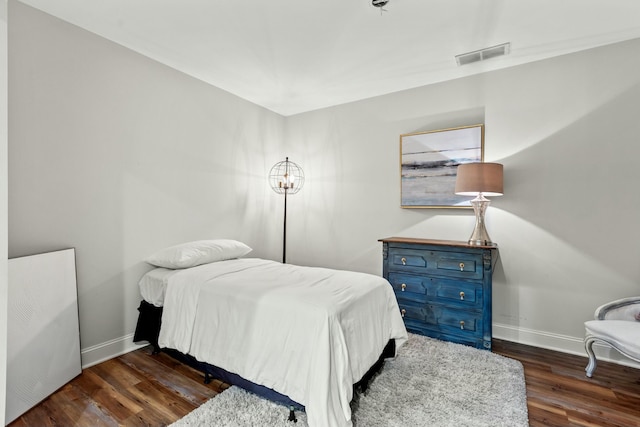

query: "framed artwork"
left=400, top=124, right=484, bottom=208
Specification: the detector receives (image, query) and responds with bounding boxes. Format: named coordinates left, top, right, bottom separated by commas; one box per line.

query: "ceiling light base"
left=372, top=0, right=389, bottom=8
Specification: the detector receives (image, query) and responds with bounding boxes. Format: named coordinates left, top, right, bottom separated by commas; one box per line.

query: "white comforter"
left=158, top=258, right=407, bottom=427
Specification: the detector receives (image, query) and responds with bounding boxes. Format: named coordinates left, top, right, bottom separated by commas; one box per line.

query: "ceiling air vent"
left=455, top=42, right=511, bottom=66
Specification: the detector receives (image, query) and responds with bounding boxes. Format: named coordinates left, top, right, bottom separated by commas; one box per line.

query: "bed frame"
left=133, top=300, right=395, bottom=415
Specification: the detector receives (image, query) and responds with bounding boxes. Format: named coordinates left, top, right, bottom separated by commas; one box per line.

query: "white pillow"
left=145, top=239, right=252, bottom=269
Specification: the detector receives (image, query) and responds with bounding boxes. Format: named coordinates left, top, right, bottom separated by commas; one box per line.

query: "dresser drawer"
left=388, top=273, right=429, bottom=303
left=434, top=254, right=483, bottom=279
left=399, top=303, right=481, bottom=334
left=389, top=250, right=427, bottom=270
left=388, top=248, right=484, bottom=280
left=389, top=273, right=481, bottom=307
left=433, top=280, right=481, bottom=306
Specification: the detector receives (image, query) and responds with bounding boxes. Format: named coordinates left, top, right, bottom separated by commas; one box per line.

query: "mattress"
left=156, top=258, right=408, bottom=427
left=138, top=267, right=179, bottom=307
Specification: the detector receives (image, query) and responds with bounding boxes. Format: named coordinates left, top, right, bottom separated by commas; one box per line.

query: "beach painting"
left=400, top=124, right=484, bottom=208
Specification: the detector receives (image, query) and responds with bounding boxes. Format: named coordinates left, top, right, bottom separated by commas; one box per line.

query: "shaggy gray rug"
left=170, top=334, right=529, bottom=427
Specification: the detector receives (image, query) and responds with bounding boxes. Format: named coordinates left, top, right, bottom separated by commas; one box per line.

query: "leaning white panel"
left=5, top=248, right=81, bottom=424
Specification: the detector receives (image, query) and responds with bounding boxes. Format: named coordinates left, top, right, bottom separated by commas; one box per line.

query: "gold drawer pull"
left=459, top=262, right=465, bottom=271
left=460, top=320, right=465, bottom=330
left=401, top=257, right=407, bottom=266
left=401, top=283, right=407, bottom=292
left=459, top=291, right=465, bottom=300
left=401, top=309, right=406, bottom=318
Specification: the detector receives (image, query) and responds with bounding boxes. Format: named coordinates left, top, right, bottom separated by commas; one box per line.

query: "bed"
left=133, top=240, right=408, bottom=427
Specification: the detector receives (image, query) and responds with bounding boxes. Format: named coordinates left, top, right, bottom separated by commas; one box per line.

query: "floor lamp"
left=269, top=157, right=305, bottom=263
left=454, top=162, right=503, bottom=246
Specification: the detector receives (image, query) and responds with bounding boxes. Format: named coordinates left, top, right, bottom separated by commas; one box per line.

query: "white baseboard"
left=80, top=333, right=148, bottom=369
left=80, top=325, right=640, bottom=372
left=493, top=322, right=640, bottom=370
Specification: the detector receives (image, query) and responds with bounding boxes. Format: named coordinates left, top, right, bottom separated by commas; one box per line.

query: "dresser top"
left=378, top=236, right=497, bottom=249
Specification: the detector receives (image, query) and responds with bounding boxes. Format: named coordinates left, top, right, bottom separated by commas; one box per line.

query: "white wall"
left=8, top=0, right=640, bottom=369
left=8, top=2, right=285, bottom=366
left=1, top=0, right=8, bottom=424
left=285, top=38, right=640, bottom=359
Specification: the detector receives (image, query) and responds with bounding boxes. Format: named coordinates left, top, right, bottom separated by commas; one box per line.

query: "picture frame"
left=400, top=124, right=484, bottom=208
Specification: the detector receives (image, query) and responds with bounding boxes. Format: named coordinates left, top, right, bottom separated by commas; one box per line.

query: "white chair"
left=584, top=296, right=640, bottom=377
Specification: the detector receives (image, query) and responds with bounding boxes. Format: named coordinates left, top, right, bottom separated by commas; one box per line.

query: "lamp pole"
left=282, top=185, right=288, bottom=263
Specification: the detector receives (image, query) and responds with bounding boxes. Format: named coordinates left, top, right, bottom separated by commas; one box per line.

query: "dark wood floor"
left=8, top=339, right=640, bottom=427
left=492, top=340, right=640, bottom=427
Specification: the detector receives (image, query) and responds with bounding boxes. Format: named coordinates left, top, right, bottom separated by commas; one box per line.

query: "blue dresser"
left=379, top=237, right=497, bottom=350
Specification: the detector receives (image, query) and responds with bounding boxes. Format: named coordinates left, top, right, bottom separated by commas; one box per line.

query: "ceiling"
left=18, top=0, right=640, bottom=116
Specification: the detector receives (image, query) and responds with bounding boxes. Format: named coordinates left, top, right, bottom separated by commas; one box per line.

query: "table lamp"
left=455, top=162, right=503, bottom=246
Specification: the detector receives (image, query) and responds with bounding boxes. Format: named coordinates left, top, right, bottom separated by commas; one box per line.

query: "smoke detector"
left=455, top=42, right=511, bottom=66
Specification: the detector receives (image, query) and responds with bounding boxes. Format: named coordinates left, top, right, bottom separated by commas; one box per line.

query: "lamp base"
left=467, top=194, right=495, bottom=246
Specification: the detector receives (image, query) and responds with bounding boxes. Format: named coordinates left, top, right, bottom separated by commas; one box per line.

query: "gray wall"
left=284, top=38, right=640, bottom=357
left=8, top=0, right=640, bottom=367
left=8, top=2, right=285, bottom=365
